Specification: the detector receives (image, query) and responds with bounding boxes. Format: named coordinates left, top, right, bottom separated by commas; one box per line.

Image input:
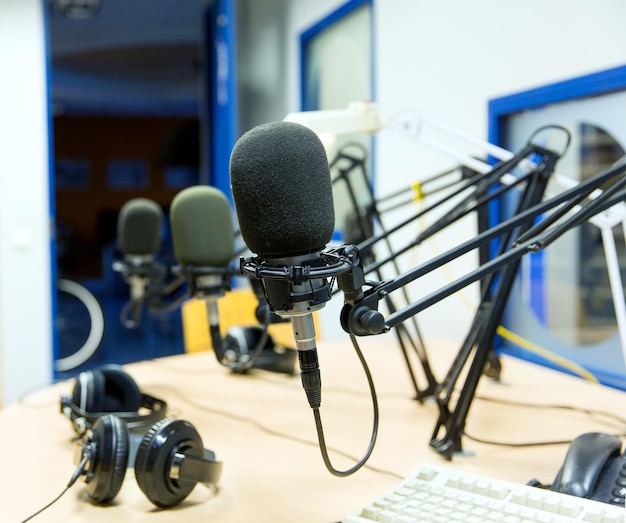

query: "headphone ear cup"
left=225, top=326, right=296, bottom=375
left=85, top=414, right=129, bottom=504
left=134, top=418, right=205, bottom=508
left=224, top=326, right=271, bottom=359
left=71, top=365, right=143, bottom=415
left=98, top=365, right=143, bottom=413
left=72, top=369, right=105, bottom=413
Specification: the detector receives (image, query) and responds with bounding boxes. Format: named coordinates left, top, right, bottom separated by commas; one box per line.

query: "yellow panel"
left=181, top=288, right=322, bottom=354
left=181, top=298, right=211, bottom=353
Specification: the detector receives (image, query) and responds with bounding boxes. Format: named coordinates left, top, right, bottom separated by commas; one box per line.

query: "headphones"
left=222, top=325, right=297, bottom=375
left=60, top=365, right=168, bottom=435
left=74, top=414, right=223, bottom=507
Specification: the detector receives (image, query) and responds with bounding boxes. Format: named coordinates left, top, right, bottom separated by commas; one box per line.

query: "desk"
left=1, top=337, right=625, bottom=522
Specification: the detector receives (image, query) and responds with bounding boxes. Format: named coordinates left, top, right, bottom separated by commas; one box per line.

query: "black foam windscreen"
left=229, top=121, right=335, bottom=258
left=170, top=185, right=235, bottom=267
left=117, top=198, right=163, bottom=256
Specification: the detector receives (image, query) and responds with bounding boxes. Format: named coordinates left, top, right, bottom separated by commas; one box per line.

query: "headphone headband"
left=171, top=449, right=223, bottom=486
left=60, top=392, right=168, bottom=435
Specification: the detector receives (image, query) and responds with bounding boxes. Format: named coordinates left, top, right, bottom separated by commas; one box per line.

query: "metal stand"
left=430, top=149, right=558, bottom=458
left=331, top=150, right=438, bottom=400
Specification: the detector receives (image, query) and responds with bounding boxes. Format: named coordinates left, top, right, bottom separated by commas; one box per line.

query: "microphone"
left=170, top=186, right=234, bottom=268
left=169, top=185, right=236, bottom=363
left=230, top=121, right=352, bottom=407
left=114, top=198, right=164, bottom=327
left=118, top=198, right=163, bottom=260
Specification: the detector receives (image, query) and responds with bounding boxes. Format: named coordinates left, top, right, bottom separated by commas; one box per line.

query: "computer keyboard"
left=342, top=463, right=625, bottom=523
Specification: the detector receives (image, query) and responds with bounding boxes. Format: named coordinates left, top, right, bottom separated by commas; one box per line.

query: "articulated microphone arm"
left=341, top=142, right=555, bottom=332
left=330, top=129, right=569, bottom=401
left=338, top=153, right=626, bottom=459
left=331, top=145, right=480, bottom=221
left=342, top=155, right=626, bottom=336
left=339, top=142, right=558, bottom=336
left=356, top=126, right=569, bottom=273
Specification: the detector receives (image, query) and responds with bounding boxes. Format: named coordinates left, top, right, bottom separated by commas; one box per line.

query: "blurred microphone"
left=114, top=198, right=163, bottom=327
left=170, top=185, right=236, bottom=363
left=230, top=121, right=353, bottom=408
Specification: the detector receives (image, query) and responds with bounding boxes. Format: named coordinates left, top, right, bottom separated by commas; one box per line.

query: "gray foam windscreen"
left=117, top=198, right=163, bottom=256
left=229, top=121, right=334, bottom=258
left=170, top=185, right=235, bottom=267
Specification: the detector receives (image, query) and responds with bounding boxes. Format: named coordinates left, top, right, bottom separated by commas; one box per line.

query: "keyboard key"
left=526, top=491, right=545, bottom=508
left=542, top=497, right=562, bottom=514
left=376, top=510, right=398, bottom=523
left=417, top=466, right=436, bottom=481
left=360, top=505, right=380, bottom=519
left=490, top=484, right=511, bottom=499
left=582, top=507, right=605, bottom=522
left=560, top=500, right=583, bottom=517
left=600, top=513, right=625, bottom=523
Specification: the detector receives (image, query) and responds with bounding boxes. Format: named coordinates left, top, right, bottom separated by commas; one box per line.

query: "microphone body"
left=170, top=185, right=235, bottom=362
left=114, top=198, right=164, bottom=326
left=230, top=120, right=335, bottom=323
left=230, top=121, right=345, bottom=406
left=230, top=122, right=383, bottom=478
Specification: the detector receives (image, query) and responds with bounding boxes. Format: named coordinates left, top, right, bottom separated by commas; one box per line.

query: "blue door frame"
left=205, top=0, right=239, bottom=201
left=46, top=0, right=240, bottom=374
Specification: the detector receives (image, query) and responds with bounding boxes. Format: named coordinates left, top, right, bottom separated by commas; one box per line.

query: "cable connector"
left=298, top=349, right=321, bottom=409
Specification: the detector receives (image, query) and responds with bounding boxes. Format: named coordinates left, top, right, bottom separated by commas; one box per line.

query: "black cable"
left=21, top=486, right=70, bottom=523
left=474, top=394, right=626, bottom=431
left=528, top=124, right=572, bottom=156
left=161, top=361, right=411, bottom=401
left=21, top=454, right=87, bottom=523
left=464, top=429, right=626, bottom=449
left=463, top=394, right=626, bottom=449
left=48, top=357, right=626, bottom=455
left=310, top=333, right=379, bottom=477
left=462, top=432, right=574, bottom=448
left=145, top=383, right=401, bottom=480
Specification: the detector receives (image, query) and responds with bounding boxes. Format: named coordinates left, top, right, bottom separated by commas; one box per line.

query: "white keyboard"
left=342, top=463, right=625, bottom=523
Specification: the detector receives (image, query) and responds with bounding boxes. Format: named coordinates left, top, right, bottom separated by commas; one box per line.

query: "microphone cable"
left=309, top=332, right=379, bottom=477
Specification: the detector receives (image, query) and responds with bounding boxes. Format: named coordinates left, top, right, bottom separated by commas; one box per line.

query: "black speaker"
left=74, top=414, right=222, bottom=507
left=60, top=365, right=167, bottom=435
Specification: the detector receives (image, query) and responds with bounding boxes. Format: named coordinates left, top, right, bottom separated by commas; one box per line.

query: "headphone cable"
left=21, top=454, right=88, bottom=522
left=21, top=486, right=70, bottom=523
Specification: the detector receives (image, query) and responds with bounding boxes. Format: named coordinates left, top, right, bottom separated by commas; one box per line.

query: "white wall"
left=285, top=1, right=345, bottom=110
left=237, top=0, right=289, bottom=132
left=285, top=0, right=626, bottom=342
left=0, top=0, right=53, bottom=405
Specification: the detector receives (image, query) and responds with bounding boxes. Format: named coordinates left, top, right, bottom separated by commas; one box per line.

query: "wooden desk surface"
left=1, top=337, right=624, bottom=522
